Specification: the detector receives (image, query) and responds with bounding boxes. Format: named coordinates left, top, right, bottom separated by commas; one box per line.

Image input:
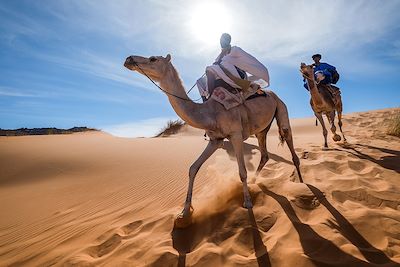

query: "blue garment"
left=314, top=63, right=336, bottom=84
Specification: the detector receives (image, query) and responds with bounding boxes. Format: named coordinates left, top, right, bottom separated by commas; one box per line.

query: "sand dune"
left=0, top=108, right=399, bottom=266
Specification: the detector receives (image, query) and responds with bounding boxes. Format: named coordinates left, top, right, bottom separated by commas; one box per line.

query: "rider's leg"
left=206, top=68, right=217, bottom=97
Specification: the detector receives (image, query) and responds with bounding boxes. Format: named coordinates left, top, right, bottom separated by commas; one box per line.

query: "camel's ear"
left=165, top=54, right=171, bottom=62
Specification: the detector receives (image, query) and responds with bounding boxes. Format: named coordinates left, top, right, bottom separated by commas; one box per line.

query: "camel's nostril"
left=124, top=56, right=133, bottom=67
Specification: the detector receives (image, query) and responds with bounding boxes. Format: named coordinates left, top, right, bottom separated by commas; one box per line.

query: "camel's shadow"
left=337, top=143, right=400, bottom=173
left=259, top=184, right=397, bottom=267
left=171, top=207, right=271, bottom=267
left=172, top=182, right=398, bottom=267
left=171, top=186, right=272, bottom=267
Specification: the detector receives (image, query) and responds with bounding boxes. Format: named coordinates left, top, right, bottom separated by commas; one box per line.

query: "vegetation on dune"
left=387, top=113, right=400, bottom=137
left=0, top=127, right=98, bottom=136
left=155, top=120, right=185, bottom=137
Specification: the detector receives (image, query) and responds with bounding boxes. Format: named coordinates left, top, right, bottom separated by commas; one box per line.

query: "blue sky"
left=0, top=0, right=399, bottom=137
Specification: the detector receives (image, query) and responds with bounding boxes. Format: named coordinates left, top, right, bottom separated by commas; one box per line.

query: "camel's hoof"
left=174, top=214, right=192, bottom=228
left=322, top=146, right=329, bottom=151
left=294, top=195, right=320, bottom=210
left=242, top=201, right=253, bottom=209
left=333, top=134, right=341, bottom=142
left=174, top=207, right=194, bottom=229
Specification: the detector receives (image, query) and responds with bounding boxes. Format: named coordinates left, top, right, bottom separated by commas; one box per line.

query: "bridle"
left=300, top=67, right=320, bottom=87
left=130, top=58, right=203, bottom=102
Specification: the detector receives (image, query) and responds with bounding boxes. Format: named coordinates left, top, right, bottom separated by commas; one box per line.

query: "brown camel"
left=124, top=54, right=303, bottom=228
left=300, top=63, right=346, bottom=148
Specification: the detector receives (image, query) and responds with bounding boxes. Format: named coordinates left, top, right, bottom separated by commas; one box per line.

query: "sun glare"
left=188, top=2, right=232, bottom=46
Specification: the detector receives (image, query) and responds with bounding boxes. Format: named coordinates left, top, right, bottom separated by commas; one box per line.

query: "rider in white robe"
left=197, top=33, right=270, bottom=101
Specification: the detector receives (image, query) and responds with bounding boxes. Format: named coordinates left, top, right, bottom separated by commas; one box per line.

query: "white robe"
left=197, top=46, right=270, bottom=97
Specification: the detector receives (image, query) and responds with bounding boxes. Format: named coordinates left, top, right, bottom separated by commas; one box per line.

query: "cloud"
left=0, top=0, right=399, bottom=131
left=0, top=86, right=46, bottom=97
left=3, top=0, right=399, bottom=79
left=0, top=3, right=156, bottom=90
left=102, top=117, right=179, bottom=137
left=32, top=50, right=152, bottom=90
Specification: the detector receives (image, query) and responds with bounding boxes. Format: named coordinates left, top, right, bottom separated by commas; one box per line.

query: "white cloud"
left=36, top=51, right=151, bottom=89
left=0, top=86, right=43, bottom=97
left=1, top=0, right=399, bottom=115
left=4, top=0, right=399, bottom=80
left=101, top=117, right=179, bottom=138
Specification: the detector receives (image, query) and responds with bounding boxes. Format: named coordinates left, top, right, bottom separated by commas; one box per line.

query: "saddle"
left=215, top=79, right=267, bottom=99
left=318, top=84, right=341, bottom=105
left=214, top=79, right=239, bottom=94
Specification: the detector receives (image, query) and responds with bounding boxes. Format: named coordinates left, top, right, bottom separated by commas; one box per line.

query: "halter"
left=130, top=59, right=203, bottom=102
left=300, top=68, right=320, bottom=87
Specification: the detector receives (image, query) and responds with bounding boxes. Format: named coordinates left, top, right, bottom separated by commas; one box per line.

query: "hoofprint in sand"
left=0, top=108, right=399, bottom=266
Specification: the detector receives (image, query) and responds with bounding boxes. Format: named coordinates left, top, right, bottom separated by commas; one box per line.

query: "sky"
left=0, top=0, right=399, bottom=137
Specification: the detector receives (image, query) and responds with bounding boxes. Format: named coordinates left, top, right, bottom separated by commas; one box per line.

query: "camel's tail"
left=268, top=91, right=292, bottom=145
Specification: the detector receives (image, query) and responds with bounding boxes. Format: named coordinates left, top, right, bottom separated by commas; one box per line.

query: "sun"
left=188, top=2, right=232, bottom=46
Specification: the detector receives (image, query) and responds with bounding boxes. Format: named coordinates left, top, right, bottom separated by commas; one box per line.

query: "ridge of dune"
left=0, top=108, right=399, bottom=266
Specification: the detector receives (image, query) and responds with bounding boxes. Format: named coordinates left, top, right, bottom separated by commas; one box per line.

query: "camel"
left=124, top=54, right=302, bottom=228
left=300, top=63, right=346, bottom=148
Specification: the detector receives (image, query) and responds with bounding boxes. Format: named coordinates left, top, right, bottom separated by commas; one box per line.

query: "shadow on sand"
left=247, top=208, right=272, bottom=267
left=259, top=184, right=398, bottom=267
left=306, top=184, right=397, bottom=265
left=171, top=207, right=272, bottom=267
left=337, top=143, right=400, bottom=173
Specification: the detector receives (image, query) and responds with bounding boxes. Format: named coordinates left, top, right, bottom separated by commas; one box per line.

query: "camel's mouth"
left=124, top=56, right=137, bottom=71
left=301, top=71, right=313, bottom=81
left=301, top=69, right=309, bottom=76
left=299, top=63, right=313, bottom=79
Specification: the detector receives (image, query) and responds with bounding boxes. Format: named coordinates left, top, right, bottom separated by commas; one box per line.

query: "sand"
left=0, top=108, right=399, bottom=267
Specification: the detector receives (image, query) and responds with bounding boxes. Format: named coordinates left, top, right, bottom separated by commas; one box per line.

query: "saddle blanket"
left=211, top=86, right=267, bottom=110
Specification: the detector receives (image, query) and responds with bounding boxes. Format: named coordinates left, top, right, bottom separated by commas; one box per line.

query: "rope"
left=186, top=72, right=205, bottom=95
left=132, top=60, right=203, bottom=102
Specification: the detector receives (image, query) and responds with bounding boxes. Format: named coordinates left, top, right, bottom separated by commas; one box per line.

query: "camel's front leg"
left=315, top=112, right=328, bottom=148
left=230, top=133, right=253, bottom=209
left=175, top=139, right=222, bottom=228
left=337, top=110, right=347, bottom=142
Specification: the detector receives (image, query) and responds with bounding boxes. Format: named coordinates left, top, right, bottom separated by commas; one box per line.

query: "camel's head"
left=124, top=54, right=172, bottom=82
left=300, top=62, right=315, bottom=81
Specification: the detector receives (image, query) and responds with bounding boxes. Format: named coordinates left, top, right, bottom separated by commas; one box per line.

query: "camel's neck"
left=159, top=65, right=215, bottom=130
left=305, top=76, right=324, bottom=106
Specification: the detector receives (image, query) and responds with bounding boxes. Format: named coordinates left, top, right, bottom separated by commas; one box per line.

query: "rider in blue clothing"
left=303, top=54, right=340, bottom=95
left=312, top=54, right=338, bottom=85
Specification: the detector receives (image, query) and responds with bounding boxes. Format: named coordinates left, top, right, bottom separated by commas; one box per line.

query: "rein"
left=131, top=60, right=203, bottom=102
left=300, top=70, right=320, bottom=86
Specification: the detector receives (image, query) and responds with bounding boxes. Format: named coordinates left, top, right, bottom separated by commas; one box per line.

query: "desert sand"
left=0, top=108, right=399, bottom=267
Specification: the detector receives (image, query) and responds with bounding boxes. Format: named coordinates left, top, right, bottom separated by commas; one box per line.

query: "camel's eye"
left=149, top=57, right=157, bottom=62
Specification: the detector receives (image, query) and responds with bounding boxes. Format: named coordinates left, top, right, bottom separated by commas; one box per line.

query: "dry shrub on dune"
left=387, top=113, right=400, bottom=137
left=155, top=119, right=185, bottom=137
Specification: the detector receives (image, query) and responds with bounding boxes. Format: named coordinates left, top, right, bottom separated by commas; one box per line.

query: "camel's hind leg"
left=336, top=99, right=347, bottom=141
left=230, top=133, right=253, bottom=209
left=255, top=126, right=271, bottom=176
left=281, top=128, right=303, bottom=183
left=337, top=111, right=347, bottom=141
left=326, top=111, right=341, bottom=142
left=274, top=98, right=303, bottom=182
left=315, top=112, right=328, bottom=148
